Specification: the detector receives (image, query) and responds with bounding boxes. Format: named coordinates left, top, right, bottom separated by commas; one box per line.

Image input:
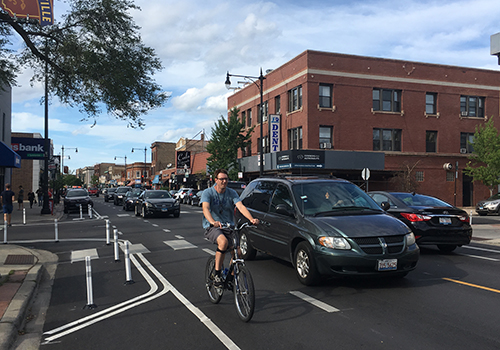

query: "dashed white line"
left=289, top=291, right=340, bottom=313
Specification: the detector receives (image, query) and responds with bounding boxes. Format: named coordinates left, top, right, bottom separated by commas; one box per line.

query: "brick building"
left=227, top=50, right=500, bottom=206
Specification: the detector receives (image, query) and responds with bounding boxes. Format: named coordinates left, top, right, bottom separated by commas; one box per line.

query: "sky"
left=10, top=0, right=500, bottom=171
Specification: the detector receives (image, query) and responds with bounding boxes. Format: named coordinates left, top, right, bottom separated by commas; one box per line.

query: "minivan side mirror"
left=380, top=201, right=390, bottom=211
left=275, top=204, right=295, bottom=217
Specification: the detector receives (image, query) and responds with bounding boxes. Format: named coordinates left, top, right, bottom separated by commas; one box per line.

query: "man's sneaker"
left=213, top=274, right=224, bottom=288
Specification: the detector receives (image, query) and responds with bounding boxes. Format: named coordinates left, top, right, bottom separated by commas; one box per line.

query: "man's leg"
left=215, top=233, right=229, bottom=271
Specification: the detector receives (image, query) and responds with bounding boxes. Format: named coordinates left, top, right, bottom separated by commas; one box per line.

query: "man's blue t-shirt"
left=201, top=186, right=241, bottom=229
left=1, top=190, right=15, bottom=206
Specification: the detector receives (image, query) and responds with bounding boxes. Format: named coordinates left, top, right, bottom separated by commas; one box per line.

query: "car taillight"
left=400, top=212, right=431, bottom=222
left=458, top=215, right=469, bottom=223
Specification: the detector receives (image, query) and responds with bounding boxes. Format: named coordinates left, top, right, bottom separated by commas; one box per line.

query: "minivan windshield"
left=292, top=181, right=381, bottom=216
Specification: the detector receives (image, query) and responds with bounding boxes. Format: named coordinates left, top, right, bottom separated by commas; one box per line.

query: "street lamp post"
left=114, top=156, right=127, bottom=184
left=131, top=147, right=147, bottom=185
left=225, top=69, right=266, bottom=177
left=61, top=145, right=78, bottom=175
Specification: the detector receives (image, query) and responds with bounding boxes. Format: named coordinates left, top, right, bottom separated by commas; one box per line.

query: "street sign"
left=362, top=168, right=370, bottom=180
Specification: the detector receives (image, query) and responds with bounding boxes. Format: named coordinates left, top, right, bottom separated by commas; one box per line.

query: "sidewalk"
left=0, top=202, right=62, bottom=350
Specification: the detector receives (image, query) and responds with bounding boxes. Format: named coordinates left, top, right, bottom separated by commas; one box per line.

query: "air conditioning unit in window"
left=460, top=148, right=467, bottom=154
left=460, top=111, right=468, bottom=117
left=320, top=142, right=332, bottom=149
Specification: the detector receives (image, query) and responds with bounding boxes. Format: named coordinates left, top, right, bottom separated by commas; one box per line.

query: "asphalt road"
left=10, top=197, right=500, bottom=349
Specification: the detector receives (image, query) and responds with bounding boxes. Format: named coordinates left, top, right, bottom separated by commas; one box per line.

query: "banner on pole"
left=0, top=0, right=54, bottom=26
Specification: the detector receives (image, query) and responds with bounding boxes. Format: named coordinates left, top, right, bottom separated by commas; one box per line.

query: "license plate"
left=162, top=208, right=169, bottom=212
left=377, top=259, right=397, bottom=271
left=439, top=217, right=452, bottom=225
left=478, top=206, right=484, bottom=210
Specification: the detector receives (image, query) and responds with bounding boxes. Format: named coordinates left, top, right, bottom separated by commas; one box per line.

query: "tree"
left=464, top=117, right=500, bottom=196
left=0, top=0, right=167, bottom=127
left=390, top=160, right=421, bottom=193
left=206, top=107, right=254, bottom=180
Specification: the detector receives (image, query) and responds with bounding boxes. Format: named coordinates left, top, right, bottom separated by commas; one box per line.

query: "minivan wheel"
left=240, top=231, right=257, bottom=260
left=294, top=242, right=319, bottom=286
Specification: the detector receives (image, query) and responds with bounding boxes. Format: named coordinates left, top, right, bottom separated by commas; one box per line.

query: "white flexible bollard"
left=55, top=219, right=59, bottom=242
left=89, top=205, right=93, bottom=219
left=79, top=204, right=83, bottom=220
left=124, top=241, right=135, bottom=285
left=105, top=219, right=110, bottom=245
left=23, top=208, right=26, bottom=225
left=84, top=256, right=97, bottom=309
left=114, top=229, right=120, bottom=262
left=3, top=221, right=7, bottom=244
left=470, top=210, right=473, bottom=225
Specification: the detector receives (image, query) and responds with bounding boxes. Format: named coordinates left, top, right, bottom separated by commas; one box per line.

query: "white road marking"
left=203, top=248, right=216, bottom=256
left=152, top=224, right=159, bottom=227
left=461, top=254, right=500, bottom=261
left=164, top=240, right=197, bottom=250
left=289, top=291, right=340, bottom=313
left=175, top=235, right=184, bottom=239
left=163, top=229, right=171, bottom=233
left=116, top=214, right=129, bottom=217
left=71, top=249, right=99, bottom=263
left=464, top=246, right=500, bottom=254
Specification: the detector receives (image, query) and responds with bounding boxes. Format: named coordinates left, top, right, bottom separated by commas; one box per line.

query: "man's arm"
left=235, top=201, right=259, bottom=225
left=202, top=202, right=221, bottom=228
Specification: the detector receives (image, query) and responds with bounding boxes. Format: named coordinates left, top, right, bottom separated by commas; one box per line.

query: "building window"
left=460, top=95, right=484, bottom=118
left=373, top=128, right=401, bottom=151
left=373, top=88, right=401, bottom=112
left=415, top=171, right=424, bottom=182
left=136, top=171, right=140, bottom=178
left=446, top=171, right=455, bottom=182
left=241, top=111, right=246, bottom=128
left=288, top=86, right=302, bottom=112
left=426, top=93, right=437, bottom=114
left=263, top=135, right=270, bottom=153
left=258, top=101, right=268, bottom=123
left=288, top=127, right=303, bottom=150
left=319, top=126, right=333, bottom=149
left=246, top=142, right=251, bottom=157
left=319, top=84, right=332, bottom=108
left=426, top=131, right=437, bottom=153
left=275, top=95, right=281, bottom=114
left=247, top=109, right=252, bottom=126
left=460, top=132, right=474, bottom=153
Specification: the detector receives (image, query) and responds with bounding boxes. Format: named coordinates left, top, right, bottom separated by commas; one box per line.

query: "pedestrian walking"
left=36, top=188, right=43, bottom=206
left=1, top=183, right=15, bottom=226
left=17, top=185, right=24, bottom=210
left=28, top=190, right=35, bottom=208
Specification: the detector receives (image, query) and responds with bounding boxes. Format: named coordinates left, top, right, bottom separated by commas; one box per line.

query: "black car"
left=134, top=190, right=180, bottom=218
left=183, top=189, right=199, bottom=204
left=122, top=189, right=142, bottom=211
left=64, top=189, right=93, bottom=213
left=227, top=181, right=246, bottom=195
left=104, top=188, right=117, bottom=202
left=114, top=186, right=130, bottom=205
left=234, top=176, right=419, bottom=285
left=190, top=189, right=204, bottom=206
left=368, top=191, right=472, bottom=253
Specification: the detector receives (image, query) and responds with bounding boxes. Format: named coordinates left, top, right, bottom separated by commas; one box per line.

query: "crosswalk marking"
left=71, top=249, right=99, bottom=263
left=164, top=240, right=197, bottom=250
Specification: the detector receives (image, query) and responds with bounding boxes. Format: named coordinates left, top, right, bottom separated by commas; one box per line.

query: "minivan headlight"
left=319, top=237, right=351, bottom=250
left=405, top=232, right=416, bottom=246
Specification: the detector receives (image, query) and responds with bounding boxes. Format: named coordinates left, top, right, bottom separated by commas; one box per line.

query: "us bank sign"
left=270, top=114, right=280, bottom=152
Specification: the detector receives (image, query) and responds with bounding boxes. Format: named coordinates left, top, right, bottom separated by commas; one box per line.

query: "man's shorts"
left=3, top=204, right=13, bottom=214
left=204, top=226, right=236, bottom=247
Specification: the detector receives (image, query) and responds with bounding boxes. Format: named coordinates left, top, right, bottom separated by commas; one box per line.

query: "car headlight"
left=486, top=202, right=500, bottom=210
left=318, top=236, right=351, bottom=250
left=145, top=202, right=155, bottom=208
left=405, top=232, right=416, bottom=246
left=174, top=200, right=180, bottom=206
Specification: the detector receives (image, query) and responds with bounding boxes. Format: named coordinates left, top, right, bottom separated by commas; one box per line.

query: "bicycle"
left=205, top=221, right=256, bottom=322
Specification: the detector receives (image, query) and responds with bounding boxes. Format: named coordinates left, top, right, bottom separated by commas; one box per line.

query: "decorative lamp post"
left=131, top=147, right=147, bottom=185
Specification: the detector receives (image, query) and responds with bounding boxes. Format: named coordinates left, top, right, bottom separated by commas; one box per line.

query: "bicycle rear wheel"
left=205, top=257, right=223, bottom=304
left=233, top=264, right=255, bottom=322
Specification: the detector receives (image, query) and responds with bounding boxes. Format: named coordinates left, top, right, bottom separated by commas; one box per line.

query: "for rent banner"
left=0, top=0, right=54, bottom=26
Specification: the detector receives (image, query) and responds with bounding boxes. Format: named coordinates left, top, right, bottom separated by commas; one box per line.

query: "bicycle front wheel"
left=205, top=257, right=223, bottom=304
left=233, top=264, right=255, bottom=322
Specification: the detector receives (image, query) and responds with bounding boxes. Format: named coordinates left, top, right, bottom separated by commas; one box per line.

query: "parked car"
left=134, top=190, right=180, bottom=218
left=234, top=176, right=419, bottom=285
left=227, top=181, right=246, bottom=195
left=368, top=191, right=472, bottom=253
left=475, top=193, right=500, bottom=216
left=123, top=190, right=142, bottom=211
left=191, top=189, right=204, bottom=206
left=174, top=188, right=192, bottom=202
left=114, top=186, right=131, bottom=205
left=88, top=187, right=99, bottom=197
left=183, top=189, right=199, bottom=204
left=64, top=189, right=93, bottom=214
left=104, top=188, right=117, bottom=202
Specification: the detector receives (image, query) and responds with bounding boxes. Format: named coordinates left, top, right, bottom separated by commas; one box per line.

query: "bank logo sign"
left=11, top=137, right=46, bottom=159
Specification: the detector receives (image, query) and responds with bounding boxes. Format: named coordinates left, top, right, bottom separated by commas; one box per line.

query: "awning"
left=152, top=175, right=160, bottom=184
left=0, top=141, right=21, bottom=168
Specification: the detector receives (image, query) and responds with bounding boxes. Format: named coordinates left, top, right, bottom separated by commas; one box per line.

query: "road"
left=10, top=197, right=500, bottom=349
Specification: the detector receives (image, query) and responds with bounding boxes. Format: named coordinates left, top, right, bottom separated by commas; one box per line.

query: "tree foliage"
left=0, top=0, right=167, bottom=127
left=464, top=117, right=500, bottom=196
left=390, top=160, right=421, bottom=193
left=206, top=107, right=254, bottom=180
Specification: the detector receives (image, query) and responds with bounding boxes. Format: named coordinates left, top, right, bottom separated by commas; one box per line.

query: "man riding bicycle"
left=201, top=169, right=259, bottom=286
